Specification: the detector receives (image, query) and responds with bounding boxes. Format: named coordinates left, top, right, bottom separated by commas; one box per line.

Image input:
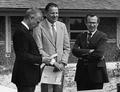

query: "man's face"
left=46, top=6, right=59, bottom=24
left=86, top=16, right=99, bottom=32
left=29, top=13, right=43, bottom=29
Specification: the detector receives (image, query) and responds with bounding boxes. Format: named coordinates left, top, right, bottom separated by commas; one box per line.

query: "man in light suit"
left=12, top=8, right=43, bottom=92
left=72, top=14, right=109, bottom=91
left=33, top=2, right=70, bottom=92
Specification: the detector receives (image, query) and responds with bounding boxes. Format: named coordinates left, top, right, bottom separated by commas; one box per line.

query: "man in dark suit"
left=11, top=8, right=44, bottom=92
left=72, top=14, right=109, bottom=91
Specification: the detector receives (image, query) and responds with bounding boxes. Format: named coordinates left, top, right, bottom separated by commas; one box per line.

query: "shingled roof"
left=0, top=0, right=120, bottom=10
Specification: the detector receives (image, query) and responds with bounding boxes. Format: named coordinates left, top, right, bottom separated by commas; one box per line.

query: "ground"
left=0, top=74, right=118, bottom=92
left=0, top=63, right=119, bottom=92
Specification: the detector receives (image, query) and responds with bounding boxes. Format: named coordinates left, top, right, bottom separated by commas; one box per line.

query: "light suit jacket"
left=33, top=19, right=70, bottom=64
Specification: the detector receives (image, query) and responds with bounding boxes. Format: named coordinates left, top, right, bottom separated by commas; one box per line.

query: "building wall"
left=98, top=17, right=118, bottom=62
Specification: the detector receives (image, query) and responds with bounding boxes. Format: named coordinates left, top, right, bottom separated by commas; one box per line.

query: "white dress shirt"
left=46, top=19, right=57, bottom=37
left=21, top=21, right=29, bottom=30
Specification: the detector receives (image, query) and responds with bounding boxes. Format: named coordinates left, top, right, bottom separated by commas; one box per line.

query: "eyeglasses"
left=87, top=22, right=98, bottom=25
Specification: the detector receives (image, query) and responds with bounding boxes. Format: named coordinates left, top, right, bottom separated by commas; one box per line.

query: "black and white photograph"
left=0, top=0, right=119, bottom=92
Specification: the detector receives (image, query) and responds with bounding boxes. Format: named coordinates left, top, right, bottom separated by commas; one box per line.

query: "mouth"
left=90, top=26, right=95, bottom=29
left=53, top=17, right=58, bottom=20
left=89, top=27, right=95, bottom=31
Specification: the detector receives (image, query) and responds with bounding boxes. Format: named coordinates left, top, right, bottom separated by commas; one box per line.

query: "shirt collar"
left=21, top=21, right=29, bottom=30
left=92, top=30, right=97, bottom=36
left=88, top=30, right=97, bottom=37
left=46, top=19, right=56, bottom=30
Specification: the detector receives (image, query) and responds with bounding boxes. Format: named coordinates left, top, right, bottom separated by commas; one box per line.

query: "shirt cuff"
left=50, top=59, right=56, bottom=65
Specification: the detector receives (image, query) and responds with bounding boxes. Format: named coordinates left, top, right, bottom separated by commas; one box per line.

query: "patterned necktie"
left=87, top=32, right=92, bottom=46
left=51, top=24, right=57, bottom=44
left=88, top=32, right=92, bottom=41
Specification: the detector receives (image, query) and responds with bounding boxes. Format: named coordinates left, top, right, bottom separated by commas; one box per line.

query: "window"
left=70, top=17, right=87, bottom=41
left=0, top=16, right=5, bottom=44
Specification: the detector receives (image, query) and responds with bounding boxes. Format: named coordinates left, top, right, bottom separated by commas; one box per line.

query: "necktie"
left=51, top=24, right=57, bottom=44
left=87, top=32, right=92, bottom=46
left=88, top=32, right=92, bottom=41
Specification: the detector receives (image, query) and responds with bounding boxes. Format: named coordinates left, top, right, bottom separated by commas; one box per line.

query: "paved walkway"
left=0, top=63, right=119, bottom=92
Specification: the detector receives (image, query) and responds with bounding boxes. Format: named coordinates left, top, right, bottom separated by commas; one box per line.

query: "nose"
left=91, top=23, right=95, bottom=26
left=54, top=13, right=58, bottom=17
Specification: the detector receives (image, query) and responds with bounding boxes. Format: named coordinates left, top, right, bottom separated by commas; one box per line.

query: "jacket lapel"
left=20, top=23, right=32, bottom=36
left=41, top=20, right=56, bottom=47
left=89, top=30, right=99, bottom=42
left=20, top=23, right=36, bottom=42
left=56, top=22, right=62, bottom=48
left=56, top=22, right=59, bottom=48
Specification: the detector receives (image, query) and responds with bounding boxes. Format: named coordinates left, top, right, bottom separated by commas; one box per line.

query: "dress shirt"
left=88, top=29, right=97, bottom=38
left=46, top=19, right=57, bottom=37
left=21, top=21, right=29, bottom=30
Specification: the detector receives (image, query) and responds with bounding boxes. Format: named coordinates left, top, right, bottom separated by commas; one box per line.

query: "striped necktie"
left=87, top=32, right=92, bottom=46
left=51, top=24, right=57, bottom=44
left=88, top=32, right=92, bottom=41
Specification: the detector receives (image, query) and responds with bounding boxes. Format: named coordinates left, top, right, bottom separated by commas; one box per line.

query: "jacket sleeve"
left=61, top=24, right=70, bottom=65
left=87, top=33, right=108, bottom=61
left=72, top=34, right=90, bottom=58
left=33, top=24, right=50, bottom=57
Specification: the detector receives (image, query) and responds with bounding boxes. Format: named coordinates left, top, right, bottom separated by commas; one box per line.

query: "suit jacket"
left=72, top=30, right=109, bottom=83
left=33, top=19, right=70, bottom=65
left=12, top=23, right=42, bottom=86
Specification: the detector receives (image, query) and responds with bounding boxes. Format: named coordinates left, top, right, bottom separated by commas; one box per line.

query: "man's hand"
left=42, top=57, right=51, bottom=65
left=53, top=62, right=65, bottom=72
left=58, top=63, right=65, bottom=71
left=89, top=49, right=94, bottom=53
left=40, top=57, right=55, bottom=69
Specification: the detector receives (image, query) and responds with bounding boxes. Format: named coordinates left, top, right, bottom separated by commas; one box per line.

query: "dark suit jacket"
left=12, top=23, right=42, bottom=86
left=72, top=30, right=109, bottom=83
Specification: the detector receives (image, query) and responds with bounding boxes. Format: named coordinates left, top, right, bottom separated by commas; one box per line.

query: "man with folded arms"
left=72, top=14, right=109, bottom=91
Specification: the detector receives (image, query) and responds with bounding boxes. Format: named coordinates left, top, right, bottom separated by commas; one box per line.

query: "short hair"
left=84, top=14, right=100, bottom=23
left=45, top=2, right=58, bottom=12
left=24, top=7, right=42, bottom=19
